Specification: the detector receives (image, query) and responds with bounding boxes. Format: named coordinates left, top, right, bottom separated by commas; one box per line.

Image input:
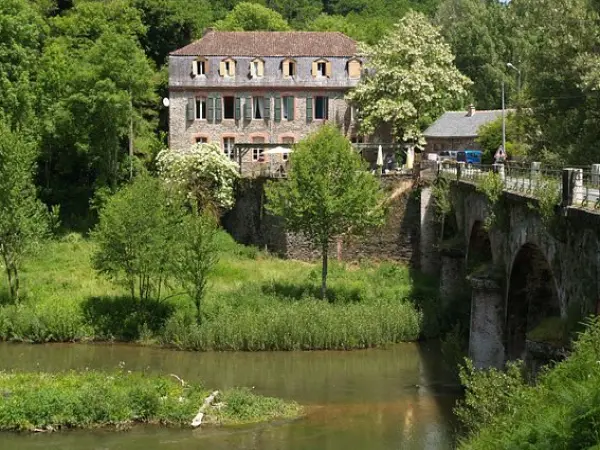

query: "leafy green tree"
left=265, top=0, right=322, bottom=27
left=133, top=0, right=214, bottom=66
left=172, top=210, right=219, bottom=324
left=347, top=11, right=471, bottom=147
left=266, top=125, right=385, bottom=298
left=0, top=122, right=49, bottom=301
left=476, top=112, right=535, bottom=162
left=157, top=143, right=240, bottom=215
left=215, top=2, right=291, bottom=31
left=92, top=175, right=184, bottom=301
left=435, top=0, right=518, bottom=109
left=0, top=0, right=47, bottom=129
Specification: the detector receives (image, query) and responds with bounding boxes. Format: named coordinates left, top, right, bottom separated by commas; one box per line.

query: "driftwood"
left=191, top=390, right=219, bottom=428
left=170, top=373, right=186, bottom=386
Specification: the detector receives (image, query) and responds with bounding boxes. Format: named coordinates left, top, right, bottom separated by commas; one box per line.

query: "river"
left=0, top=342, right=458, bottom=449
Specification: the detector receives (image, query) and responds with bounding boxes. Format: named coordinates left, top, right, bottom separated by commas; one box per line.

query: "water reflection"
left=0, top=342, right=457, bottom=449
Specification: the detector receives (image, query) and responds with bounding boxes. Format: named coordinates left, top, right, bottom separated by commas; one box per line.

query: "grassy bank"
left=0, top=232, right=435, bottom=350
left=0, top=370, right=300, bottom=431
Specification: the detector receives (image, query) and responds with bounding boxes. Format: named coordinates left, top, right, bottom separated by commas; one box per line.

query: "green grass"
left=0, top=370, right=300, bottom=431
left=0, top=231, right=434, bottom=350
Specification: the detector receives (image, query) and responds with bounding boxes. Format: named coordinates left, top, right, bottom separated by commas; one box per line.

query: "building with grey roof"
left=423, top=106, right=514, bottom=154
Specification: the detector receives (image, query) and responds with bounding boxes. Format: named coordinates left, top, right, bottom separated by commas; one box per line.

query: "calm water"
left=0, top=342, right=458, bottom=449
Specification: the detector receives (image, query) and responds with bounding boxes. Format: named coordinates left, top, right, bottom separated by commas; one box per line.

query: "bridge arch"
left=466, top=221, right=493, bottom=271
left=506, top=243, right=561, bottom=360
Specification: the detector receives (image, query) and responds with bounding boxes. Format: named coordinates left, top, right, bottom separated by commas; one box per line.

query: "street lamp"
left=506, top=62, right=521, bottom=96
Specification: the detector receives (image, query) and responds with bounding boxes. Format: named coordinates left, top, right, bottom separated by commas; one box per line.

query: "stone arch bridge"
left=420, top=164, right=600, bottom=369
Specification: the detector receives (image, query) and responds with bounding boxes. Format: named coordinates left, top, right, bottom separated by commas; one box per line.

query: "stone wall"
left=222, top=174, right=421, bottom=263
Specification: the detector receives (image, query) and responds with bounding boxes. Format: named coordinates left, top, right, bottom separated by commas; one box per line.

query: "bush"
left=458, top=318, right=600, bottom=449
left=0, top=370, right=301, bottom=431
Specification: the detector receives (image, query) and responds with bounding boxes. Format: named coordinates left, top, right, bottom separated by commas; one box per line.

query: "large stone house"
left=423, top=106, right=511, bottom=155
left=168, top=29, right=364, bottom=168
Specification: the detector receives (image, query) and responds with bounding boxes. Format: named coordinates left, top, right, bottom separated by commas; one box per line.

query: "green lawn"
left=0, top=232, right=434, bottom=350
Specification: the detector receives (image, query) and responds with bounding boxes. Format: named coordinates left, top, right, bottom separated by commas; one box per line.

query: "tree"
left=347, top=11, right=471, bottom=147
left=172, top=210, right=219, bottom=324
left=476, top=112, right=535, bottom=162
left=265, top=125, right=385, bottom=298
left=157, top=143, right=240, bottom=215
left=435, top=0, right=518, bottom=109
left=0, top=122, right=49, bottom=301
left=214, top=2, right=291, bottom=31
left=92, top=174, right=184, bottom=302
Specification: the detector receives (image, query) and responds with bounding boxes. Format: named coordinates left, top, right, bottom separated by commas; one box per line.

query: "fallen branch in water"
left=191, top=390, right=219, bottom=428
left=170, top=373, right=186, bottom=386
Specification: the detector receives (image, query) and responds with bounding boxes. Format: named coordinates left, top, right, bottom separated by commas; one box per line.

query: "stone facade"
left=168, top=31, right=363, bottom=161
left=222, top=174, right=421, bottom=264
left=424, top=136, right=479, bottom=154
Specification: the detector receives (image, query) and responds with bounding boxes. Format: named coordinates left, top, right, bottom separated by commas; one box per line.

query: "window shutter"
left=274, top=94, right=281, bottom=122
left=219, top=61, right=226, bottom=77
left=287, top=96, right=294, bottom=121
left=306, top=95, right=313, bottom=122
left=325, top=61, right=332, bottom=78
left=207, top=95, right=214, bottom=123
left=229, top=60, right=235, bottom=77
left=250, top=61, right=256, bottom=78
left=348, top=60, right=360, bottom=79
left=186, top=98, right=194, bottom=121
left=311, top=61, right=318, bottom=78
left=283, top=60, right=289, bottom=77
left=214, top=94, right=222, bottom=122
left=235, top=96, right=241, bottom=120
left=204, top=58, right=209, bottom=75
left=264, top=95, right=271, bottom=120
left=243, top=95, right=251, bottom=120
left=192, top=61, right=198, bottom=76
left=257, top=60, right=264, bottom=77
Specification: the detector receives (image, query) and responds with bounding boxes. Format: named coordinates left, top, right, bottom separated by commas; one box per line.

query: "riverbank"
left=0, top=232, right=436, bottom=350
left=0, top=370, right=301, bottom=432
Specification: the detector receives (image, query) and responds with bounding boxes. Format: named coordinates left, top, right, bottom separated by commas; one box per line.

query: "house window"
left=252, top=137, right=265, bottom=161
left=225, top=61, right=231, bottom=74
left=281, top=137, right=294, bottom=161
left=196, top=60, right=205, bottom=76
left=195, top=136, right=208, bottom=144
left=315, top=96, right=329, bottom=120
left=223, top=96, right=235, bottom=119
left=253, top=97, right=265, bottom=119
left=223, top=137, right=235, bottom=160
left=317, top=62, right=326, bottom=77
left=195, top=98, right=206, bottom=120
left=351, top=135, right=365, bottom=144
left=251, top=59, right=263, bottom=78
left=347, top=59, right=361, bottom=79
left=221, top=58, right=235, bottom=77
left=282, top=96, right=294, bottom=121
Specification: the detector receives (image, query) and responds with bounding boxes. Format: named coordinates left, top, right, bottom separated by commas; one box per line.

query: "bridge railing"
left=437, top=161, right=600, bottom=210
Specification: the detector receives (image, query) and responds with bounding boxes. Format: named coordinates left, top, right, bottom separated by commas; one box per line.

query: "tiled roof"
left=170, top=30, right=358, bottom=57
left=424, top=110, right=514, bottom=138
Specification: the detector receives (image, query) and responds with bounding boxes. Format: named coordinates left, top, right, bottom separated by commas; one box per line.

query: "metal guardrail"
left=435, top=161, right=600, bottom=211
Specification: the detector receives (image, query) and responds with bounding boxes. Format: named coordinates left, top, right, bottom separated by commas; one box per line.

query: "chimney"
left=467, top=104, right=476, bottom=117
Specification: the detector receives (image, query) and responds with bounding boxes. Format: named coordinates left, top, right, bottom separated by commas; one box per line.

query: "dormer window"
left=250, top=58, right=264, bottom=78
left=312, top=59, right=331, bottom=78
left=192, top=58, right=207, bottom=77
left=347, top=58, right=362, bottom=79
left=220, top=58, right=236, bottom=77
left=282, top=58, right=296, bottom=77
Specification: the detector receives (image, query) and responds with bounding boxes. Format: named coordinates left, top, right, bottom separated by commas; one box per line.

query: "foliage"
left=0, top=122, right=50, bottom=302
left=0, top=370, right=300, bottom=431
left=215, top=2, right=291, bottom=30
left=529, top=175, right=561, bottom=231
left=455, top=359, right=528, bottom=436
left=0, top=234, right=426, bottom=349
left=459, top=318, right=600, bottom=449
left=347, top=11, right=471, bottom=146
left=266, top=125, right=385, bottom=298
left=476, top=112, right=534, bottom=163
left=91, top=175, right=184, bottom=301
left=431, top=177, right=452, bottom=239
left=172, top=210, right=219, bottom=324
left=157, top=143, right=240, bottom=214
left=476, top=171, right=504, bottom=230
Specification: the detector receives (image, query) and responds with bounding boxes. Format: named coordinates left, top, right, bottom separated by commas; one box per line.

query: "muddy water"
left=0, top=342, right=458, bottom=449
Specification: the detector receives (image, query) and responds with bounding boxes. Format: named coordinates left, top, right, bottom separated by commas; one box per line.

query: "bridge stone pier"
left=420, top=163, right=600, bottom=369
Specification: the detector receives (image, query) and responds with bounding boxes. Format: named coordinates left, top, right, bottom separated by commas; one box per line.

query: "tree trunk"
left=12, top=267, right=19, bottom=302
left=321, top=244, right=328, bottom=299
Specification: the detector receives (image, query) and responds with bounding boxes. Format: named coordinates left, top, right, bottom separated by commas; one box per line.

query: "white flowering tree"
left=157, top=143, right=240, bottom=214
left=347, top=11, right=472, bottom=147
